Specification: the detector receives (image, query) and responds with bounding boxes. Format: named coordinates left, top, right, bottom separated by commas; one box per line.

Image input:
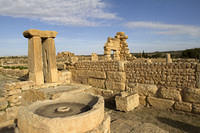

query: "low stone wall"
left=67, top=60, right=200, bottom=114
left=0, top=67, right=28, bottom=78
left=0, top=70, right=71, bottom=128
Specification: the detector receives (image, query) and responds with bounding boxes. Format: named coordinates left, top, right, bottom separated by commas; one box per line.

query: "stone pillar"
left=113, top=51, right=120, bottom=61
left=42, top=38, right=58, bottom=83
left=23, top=29, right=58, bottom=85
left=104, top=48, right=111, bottom=61
left=166, top=53, right=172, bottom=63
left=91, top=53, right=98, bottom=61
left=28, top=36, right=44, bottom=85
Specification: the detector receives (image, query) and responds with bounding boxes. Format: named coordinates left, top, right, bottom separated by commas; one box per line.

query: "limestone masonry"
left=0, top=30, right=200, bottom=132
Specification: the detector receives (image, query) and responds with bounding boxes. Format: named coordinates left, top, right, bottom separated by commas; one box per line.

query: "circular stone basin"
left=17, top=92, right=104, bottom=133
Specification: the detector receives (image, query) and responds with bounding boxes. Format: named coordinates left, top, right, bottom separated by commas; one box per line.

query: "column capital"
left=23, top=29, right=58, bottom=38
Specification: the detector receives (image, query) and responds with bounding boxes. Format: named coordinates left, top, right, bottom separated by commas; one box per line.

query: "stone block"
left=183, top=88, right=200, bottom=103
left=147, top=97, right=175, bottom=110
left=159, top=88, right=182, bottom=101
left=128, top=83, right=158, bottom=96
left=107, top=72, right=126, bottom=82
left=0, top=98, right=8, bottom=111
left=6, top=106, right=19, bottom=120
left=196, top=72, right=200, bottom=88
left=88, top=71, right=106, bottom=79
left=174, top=102, right=192, bottom=112
left=118, top=61, right=125, bottom=71
left=58, top=71, right=71, bottom=83
left=0, top=111, right=7, bottom=123
left=193, top=104, right=200, bottom=114
left=17, top=81, right=35, bottom=91
left=21, top=89, right=46, bottom=106
left=57, top=63, right=66, bottom=70
left=7, top=95, right=20, bottom=103
left=139, top=96, right=146, bottom=106
left=7, top=89, right=21, bottom=96
left=105, top=81, right=125, bottom=91
left=88, top=78, right=105, bottom=89
left=115, top=92, right=139, bottom=112
left=197, top=64, right=200, bottom=72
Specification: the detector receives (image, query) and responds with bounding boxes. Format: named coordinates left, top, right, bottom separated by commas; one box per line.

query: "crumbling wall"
left=67, top=60, right=200, bottom=114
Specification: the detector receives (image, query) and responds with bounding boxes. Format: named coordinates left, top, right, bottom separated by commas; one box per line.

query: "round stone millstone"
left=17, top=92, right=104, bottom=133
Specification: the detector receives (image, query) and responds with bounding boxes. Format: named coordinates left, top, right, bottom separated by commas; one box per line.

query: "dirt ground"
left=1, top=74, right=200, bottom=133
left=107, top=106, right=200, bottom=133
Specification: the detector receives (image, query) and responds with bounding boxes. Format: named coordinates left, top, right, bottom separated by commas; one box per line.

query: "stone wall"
left=125, top=62, right=197, bottom=88
left=0, top=70, right=71, bottom=127
left=0, top=67, right=28, bottom=78
left=67, top=60, right=200, bottom=114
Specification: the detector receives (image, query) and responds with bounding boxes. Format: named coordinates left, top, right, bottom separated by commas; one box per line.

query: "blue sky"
left=0, top=0, right=200, bottom=56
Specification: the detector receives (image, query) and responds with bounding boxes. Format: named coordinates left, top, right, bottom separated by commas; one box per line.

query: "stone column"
left=166, top=53, right=172, bottom=63
left=42, top=37, right=58, bottom=83
left=24, top=29, right=58, bottom=85
left=27, top=36, right=44, bottom=85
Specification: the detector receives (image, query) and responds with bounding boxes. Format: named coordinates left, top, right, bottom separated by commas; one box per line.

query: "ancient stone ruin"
left=23, top=29, right=58, bottom=85
left=104, top=32, right=132, bottom=61
left=1, top=30, right=200, bottom=133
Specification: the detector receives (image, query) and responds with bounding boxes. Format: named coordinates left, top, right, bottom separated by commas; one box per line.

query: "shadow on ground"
left=157, top=117, right=200, bottom=133
left=0, top=127, right=14, bottom=133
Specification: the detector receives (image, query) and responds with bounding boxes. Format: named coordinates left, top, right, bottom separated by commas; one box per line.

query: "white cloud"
left=124, top=21, right=200, bottom=37
left=0, top=0, right=118, bottom=26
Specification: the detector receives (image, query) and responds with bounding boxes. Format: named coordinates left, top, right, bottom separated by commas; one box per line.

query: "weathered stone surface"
left=106, top=81, right=125, bottom=91
left=197, top=64, right=200, bottom=72
left=196, top=72, right=200, bottom=88
left=147, top=97, right=175, bottom=110
left=88, top=71, right=106, bottom=79
left=91, top=53, right=98, bottom=61
left=104, top=32, right=131, bottom=61
left=166, top=53, right=172, bottom=63
left=192, top=103, right=200, bottom=114
left=128, top=83, right=158, bottom=96
left=115, top=92, right=139, bottom=112
left=6, top=106, right=19, bottom=120
left=107, top=72, right=126, bottom=82
left=17, top=81, right=35, bottom=91
left=139, top=96, right=146, bottom=106
left=87, top=113, right=110, bottom=133
left=174, top=102, right=192, bottom=112
left=58, top=71, right=71, bottom=84
left=42, top=37, right=58, bottom=83
left=7, top=95, right=20, bottom=104
left=7, top=89, right=21, bottom=96
left=23, top=29, right=57, bottom=38
left=88, top=78, right=105, bottom=89
left=57, top=63, right=66, bottom=70
left=28, top=36, right=44, bottom=85
left=0, top=111, right=7, bottom=123
left=183, top=88, right=200, bottom=103
left=21, top=89, right=46, bottom=105
left=0, top=98, right=8, bottom=111
left=159, top=87, right=182, bottom=101
left=118, top=61, right=125, bottom=71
